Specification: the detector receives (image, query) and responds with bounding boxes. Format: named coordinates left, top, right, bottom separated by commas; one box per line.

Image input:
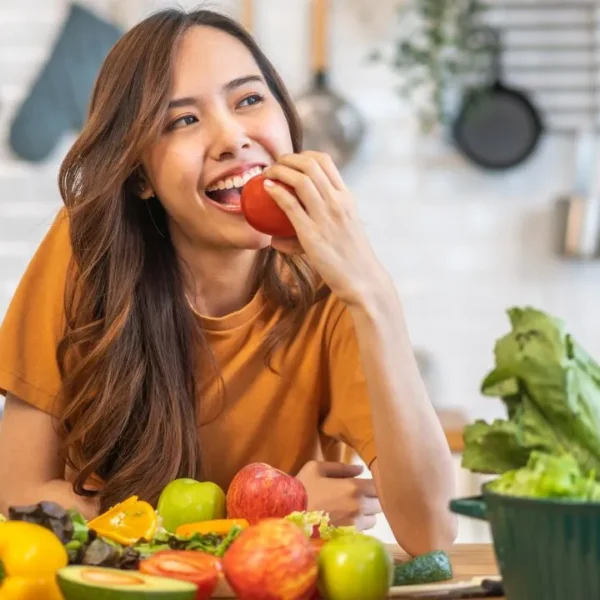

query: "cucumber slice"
left=393, top=550, right=453, bottom=586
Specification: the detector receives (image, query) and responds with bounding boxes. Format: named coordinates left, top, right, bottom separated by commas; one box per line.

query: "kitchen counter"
left=389, top=543, right=500, bottom=598
left=436, top=409, right=467, bottom=454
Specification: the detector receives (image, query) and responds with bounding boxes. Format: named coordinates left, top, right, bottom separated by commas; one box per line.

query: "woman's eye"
left=168, top=115, right=198, bottom=130
left=238, top=94, right=264, bottom=109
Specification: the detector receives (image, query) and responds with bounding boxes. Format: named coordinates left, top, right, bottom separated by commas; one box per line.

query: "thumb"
left=317, top=461, right=364, bottom=479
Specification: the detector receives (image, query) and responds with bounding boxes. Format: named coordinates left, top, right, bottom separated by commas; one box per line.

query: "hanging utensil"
left=452, top=27, right=544, bottom=171
left=294, top=0, right=365, bottom=171
left=555, top=128, right=600, bottom=259
left=240, top=0, right=253, bottom=33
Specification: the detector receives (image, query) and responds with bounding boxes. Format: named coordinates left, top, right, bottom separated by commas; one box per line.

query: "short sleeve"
left=320, top=303, right=377, bottom=468
left=0, top=209, right=71, bottom=415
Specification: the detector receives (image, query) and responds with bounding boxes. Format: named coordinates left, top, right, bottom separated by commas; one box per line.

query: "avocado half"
left=57, top=566, right=197, bottom=599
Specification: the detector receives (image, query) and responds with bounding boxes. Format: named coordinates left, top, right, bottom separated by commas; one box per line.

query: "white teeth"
left=206, top=166, right=264, bottom=192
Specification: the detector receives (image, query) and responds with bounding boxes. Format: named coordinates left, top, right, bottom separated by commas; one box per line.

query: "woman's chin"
left=234, top=224, right=272, bottom=250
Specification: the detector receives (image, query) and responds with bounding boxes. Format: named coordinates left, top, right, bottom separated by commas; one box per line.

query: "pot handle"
left=449, top=496, right=488, bottom=521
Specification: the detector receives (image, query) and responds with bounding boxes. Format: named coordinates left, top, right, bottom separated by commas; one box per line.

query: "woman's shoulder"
left=301, top=283, right=352, bottom=343
left=29, top=207, right=72, bottom=261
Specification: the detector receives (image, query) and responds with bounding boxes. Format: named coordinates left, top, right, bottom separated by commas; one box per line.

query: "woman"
left=0, top=8, right=456, bottom=555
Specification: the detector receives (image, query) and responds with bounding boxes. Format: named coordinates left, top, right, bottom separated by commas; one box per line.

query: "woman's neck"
left=169, top=223, right=263, bottom=318
left=183, top=249, right=262, bottom=318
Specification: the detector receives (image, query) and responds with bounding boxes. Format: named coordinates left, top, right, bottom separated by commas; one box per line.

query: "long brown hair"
left=57, top=8, right=323, bottom=511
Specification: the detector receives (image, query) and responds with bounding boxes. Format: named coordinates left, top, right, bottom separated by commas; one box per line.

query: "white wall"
left=1, top=0, right=600, bottom=542
left=2, top=0, right=599, bottom=418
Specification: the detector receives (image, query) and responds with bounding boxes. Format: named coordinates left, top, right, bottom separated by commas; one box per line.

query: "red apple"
left=222, top=519, right=318, bottom=600
left=226, top=463, right=308, bottom=524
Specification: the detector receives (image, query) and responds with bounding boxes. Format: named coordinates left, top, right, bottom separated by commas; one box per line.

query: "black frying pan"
left=452, top=27, right=544, bottom=171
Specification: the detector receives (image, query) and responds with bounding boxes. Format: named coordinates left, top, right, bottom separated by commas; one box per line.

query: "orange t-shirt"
left=0, top=210, right=376, bottom=491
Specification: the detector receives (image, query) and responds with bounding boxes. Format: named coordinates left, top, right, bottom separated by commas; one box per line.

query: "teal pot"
left=450, top=488, right=600, bottom=600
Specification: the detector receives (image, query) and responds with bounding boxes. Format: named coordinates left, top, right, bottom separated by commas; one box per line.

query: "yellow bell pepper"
left=0, top=520, right=68, bottom=599
left=0, top=575, right=63, bottom=600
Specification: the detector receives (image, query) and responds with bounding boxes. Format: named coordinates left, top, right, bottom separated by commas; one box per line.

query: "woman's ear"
left=133, top=166, right=155, bottom=199
left=138, top=184, right=155, bottom=200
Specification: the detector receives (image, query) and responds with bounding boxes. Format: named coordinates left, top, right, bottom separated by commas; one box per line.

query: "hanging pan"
left=452, top=27, right=544, bottom=171
left=294, top=0, right=366, bottom=170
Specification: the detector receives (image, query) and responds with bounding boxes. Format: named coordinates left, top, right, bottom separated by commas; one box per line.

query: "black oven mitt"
left=9, top=2, right=122, bottom=162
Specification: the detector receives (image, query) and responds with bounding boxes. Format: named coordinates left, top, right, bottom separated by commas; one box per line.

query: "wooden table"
left=214, top=543, right=501, bottom=598
left=388, top=543, right=500, bottom=598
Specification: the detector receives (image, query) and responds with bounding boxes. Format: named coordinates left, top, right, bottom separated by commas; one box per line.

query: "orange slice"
left=176, top=519, right=249, bottom=537
left=88, top=495, right=157, bottom=546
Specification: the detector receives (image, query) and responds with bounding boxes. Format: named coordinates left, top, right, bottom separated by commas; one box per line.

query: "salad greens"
left=4, top=500, right=242, bottom=569
left=285, top=511, right=356, bottom=539
left=134, top=525, right=242, bottom=559
left=488, top=451, right=600, bottom=500
left=463, top=307, right=600, bottom=479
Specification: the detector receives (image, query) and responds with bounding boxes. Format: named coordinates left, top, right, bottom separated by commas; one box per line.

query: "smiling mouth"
left=204, top=165, right=264, bottom=207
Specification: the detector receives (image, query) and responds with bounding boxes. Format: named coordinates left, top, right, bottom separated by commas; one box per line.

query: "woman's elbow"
left=389, top=507, right=458, bottom=557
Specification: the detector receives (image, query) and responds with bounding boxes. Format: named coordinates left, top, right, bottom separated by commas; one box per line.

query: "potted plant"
left=371, top=0, right=492, bottom=136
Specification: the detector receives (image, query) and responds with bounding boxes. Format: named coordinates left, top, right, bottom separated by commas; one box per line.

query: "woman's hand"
left=264, top=152, right=392, bottom=308
left=295, top=460, right=382, bottom=531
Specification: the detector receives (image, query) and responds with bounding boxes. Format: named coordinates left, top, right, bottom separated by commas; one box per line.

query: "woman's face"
left=141, top=25, right=294, bottom=250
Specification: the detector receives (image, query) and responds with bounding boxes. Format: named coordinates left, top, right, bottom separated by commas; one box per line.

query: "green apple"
left=157, top=478, right=226, bottom=533
left=318, top=533, right=393, bottom=600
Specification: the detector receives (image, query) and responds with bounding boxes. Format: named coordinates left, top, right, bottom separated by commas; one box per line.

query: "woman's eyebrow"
left=168, top=75, right=265, bottom=110
left=223, top=74, right=265, bottom=92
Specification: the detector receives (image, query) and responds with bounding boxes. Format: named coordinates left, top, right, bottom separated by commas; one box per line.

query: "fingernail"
left=264, top=179, right=275, bottom=188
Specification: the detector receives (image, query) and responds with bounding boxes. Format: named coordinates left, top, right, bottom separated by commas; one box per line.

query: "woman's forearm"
left=1, top=479, right=99, bottom=520
left=348, top=282, right=458, bottom=555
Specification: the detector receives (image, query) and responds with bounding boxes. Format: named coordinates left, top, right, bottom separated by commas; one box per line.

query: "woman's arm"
left=263, top=150, right=458, bottom=555
left=0, top=393, right=98, bottom=519
left=348, top=284, right=458, bottom=555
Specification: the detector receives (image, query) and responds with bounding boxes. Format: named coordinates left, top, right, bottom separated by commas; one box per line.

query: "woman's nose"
left=208, top=112, right=251, bottom=160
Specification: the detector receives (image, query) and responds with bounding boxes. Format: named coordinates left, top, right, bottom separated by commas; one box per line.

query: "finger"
left=270, top=237, right=304, bottom=254
left=354, top=514, right=377, bottom=532
left=302, top=151, right=346, bottom=191
left=275, top=153, right=335, bottom=200
left=317, top=461, right=364, bottom=479
left=356, top=478, right=379, bottom=498
left=360, top=496, right=383, bottom=516
left=264, top=164, right=325, bottom=219
left=264, top=179, right=315, bottom=234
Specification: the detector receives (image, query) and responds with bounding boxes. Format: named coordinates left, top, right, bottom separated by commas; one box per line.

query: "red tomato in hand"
left=240, top=174, right=298, bottom=238
left=139, top=550, right=222, bottom=600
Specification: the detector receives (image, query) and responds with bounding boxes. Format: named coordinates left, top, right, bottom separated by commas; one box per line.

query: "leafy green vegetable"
left=285, top=511, right=325, bottom=537
left=80, top=537, right=140, bottom=569
left=8, top=501, right=75, bottom=544
left=463, top=307, right=600, bottom=478
left=67, top=509, right=89, bottom=545
left=134, top=526, right=242, bottom=559
left=488, top=452, right=600, bottom=500
left=285, top=511, right=355, bottom=540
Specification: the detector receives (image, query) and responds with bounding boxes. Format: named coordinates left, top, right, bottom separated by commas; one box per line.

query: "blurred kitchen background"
left=1, top=0, right=600, bottom=543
